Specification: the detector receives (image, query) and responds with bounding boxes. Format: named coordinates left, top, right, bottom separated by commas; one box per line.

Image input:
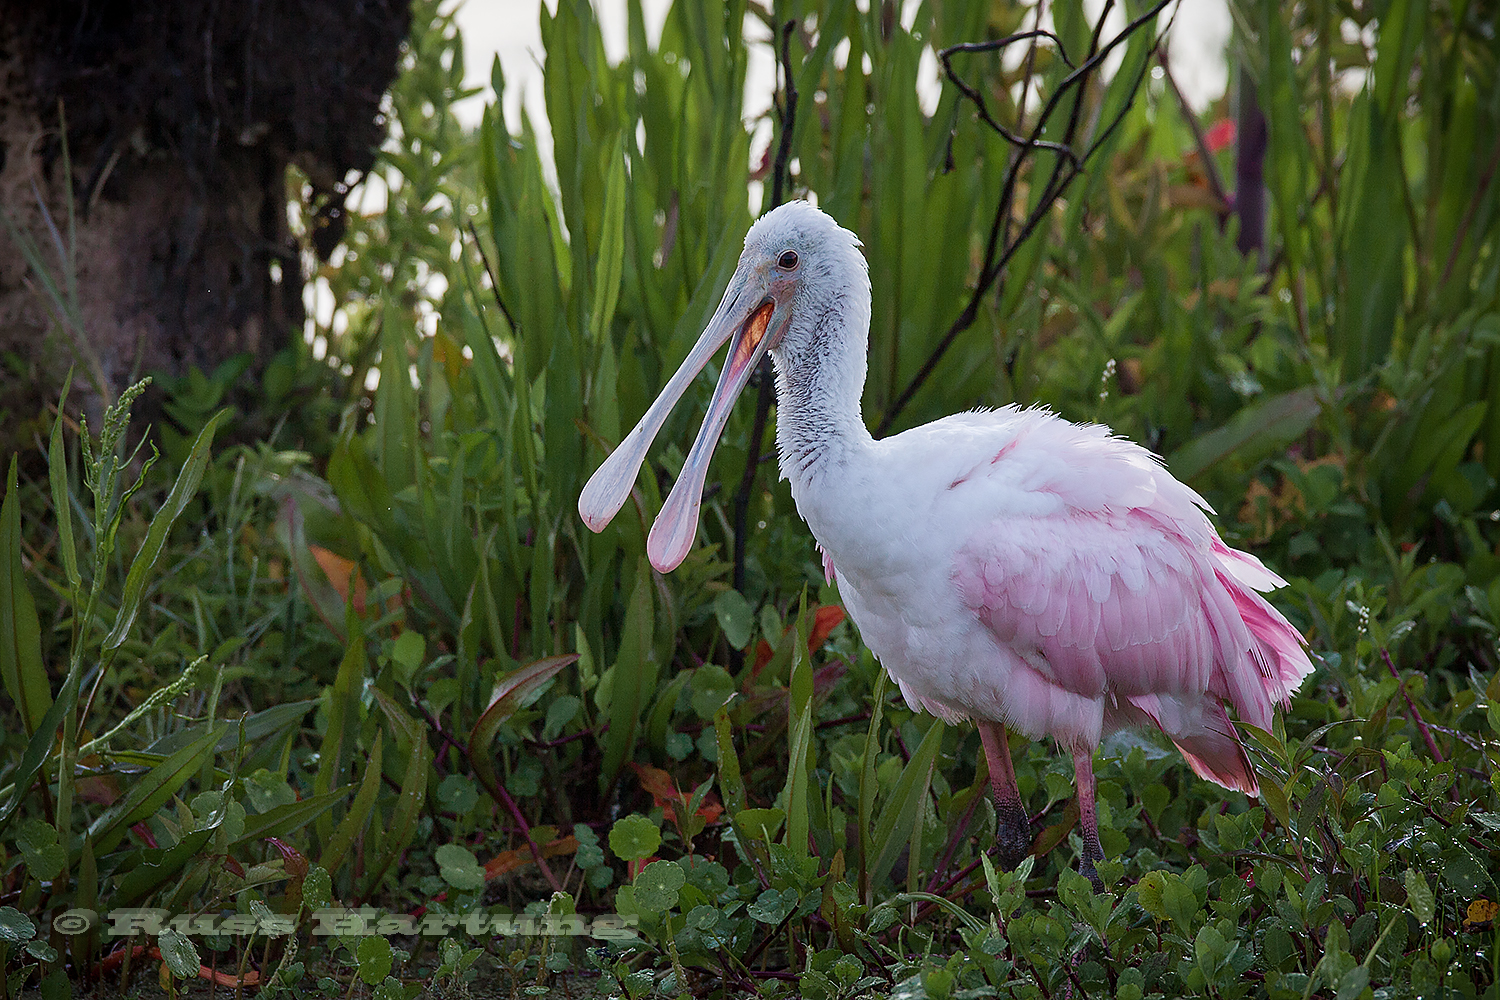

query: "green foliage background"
left=2, top=0, right=1500, bottom=997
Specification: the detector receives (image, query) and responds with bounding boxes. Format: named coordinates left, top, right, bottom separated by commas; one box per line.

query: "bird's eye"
left=777, top=250, right=799, bottom=270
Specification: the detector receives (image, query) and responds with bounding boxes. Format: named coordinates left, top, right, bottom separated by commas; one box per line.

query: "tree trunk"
left=0, top=0, right=410, bottom=432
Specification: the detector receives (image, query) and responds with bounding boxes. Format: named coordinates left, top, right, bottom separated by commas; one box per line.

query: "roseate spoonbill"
left=579, top=201, right=1313, bottom=889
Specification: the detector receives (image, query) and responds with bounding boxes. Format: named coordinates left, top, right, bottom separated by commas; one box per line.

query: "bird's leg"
left=1071, top=743, right=1106, bottom=893
left=977, top=720, right=1031, bottom=870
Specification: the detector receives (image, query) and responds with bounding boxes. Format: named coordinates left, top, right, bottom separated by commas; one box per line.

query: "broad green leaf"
left=712, top=590, right=754, bottom=650
left=16, top=819, right=65, bottom=881
left=747, top=887, right=797, bottom=925
left=609, top=814, right=661, bottom=862
left=435, top=843, right=486, bottom=892
left=158, top=928, right=200, bottom=978
left=633, top=860, right=685, bottom=914
left=1167, top=387, right=1321, bottom=482
left=357, top=935, right=393, bottom=985
left=0, top=907, right=36, bottom=942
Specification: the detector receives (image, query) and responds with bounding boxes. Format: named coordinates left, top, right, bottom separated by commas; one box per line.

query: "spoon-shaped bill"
left=577, top=276, right=759, bottom=532
left=647, top=301, right=776, bottom=572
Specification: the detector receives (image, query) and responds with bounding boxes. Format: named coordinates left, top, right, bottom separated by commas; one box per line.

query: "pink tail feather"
left=1125, top=694, right=1259, bottom=795
left=1223, top=576, right=1314, bottom=707
left=1170, top=704, right=1259, bottom=795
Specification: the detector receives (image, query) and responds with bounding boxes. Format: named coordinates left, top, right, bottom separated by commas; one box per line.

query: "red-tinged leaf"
left=309, top=544, right=371, bottom=615
left=808, top=605, right=845, bottom=651
left=631, top=762, right=685, bottom=818
left=265, top=837, right=309, bottom=878
left=470, top=655, right=578, bottom=800
left=750, top=605, right=844, bottom=684
left=751, top=640, right=774, bottom=679
left=222, top=856, right=246, bottom=878
left=482, top=834, right=578, bottom=880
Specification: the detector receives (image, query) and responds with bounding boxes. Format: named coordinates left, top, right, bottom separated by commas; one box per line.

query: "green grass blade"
left=1, top=457, right=51, bottom=735
left=589, top=133, right=627, bottom=346
left=857, top=670, right=889, bottom=899
left=362, top=688, right=433, bottom=896
left=112, top=829, right=215, bottom=908
left=86, top=723, right=220, bottom=853
left=48, top=385, right=80, bottom=595
left=868, top=718, right=944, bottom=889
left=102, top=411, right=226, bottom=651
left=229, top=789, right=348, bottom=850
left=0, top=669, right=75, bottom=832
left=712, top=702, right=746, bottom=815
left=319, top=731, right=383, bottom=876
left=314, top=606, right=366, bottom=844
left=782, top=700, right=814, bottom=862
left=600, top=560, right=656, bottom=791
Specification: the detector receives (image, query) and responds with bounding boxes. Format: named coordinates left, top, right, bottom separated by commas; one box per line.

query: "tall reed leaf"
left=1, top=458, right=50, bottom=735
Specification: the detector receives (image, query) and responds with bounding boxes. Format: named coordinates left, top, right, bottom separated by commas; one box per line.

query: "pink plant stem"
left=1382, top=648, right=1443, bottom=763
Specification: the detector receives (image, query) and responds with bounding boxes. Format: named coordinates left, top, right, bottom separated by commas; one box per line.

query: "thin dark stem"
left=1437, top=137, right=1500, bottom=290
left=770, top=19, right=798, bottom=212
left=1160, top=52, right=1230, bottom=218
left=465, top=221, right=520, bottom=336
left=926, top=791, right=980, bottom=893
left=730, top=19, right=799, bottom=674
left=411, top=698, right=564, bottom=893
left=879, top=0, right=1171, bottom=435
left=1381, top=648, right=1444, bottom=764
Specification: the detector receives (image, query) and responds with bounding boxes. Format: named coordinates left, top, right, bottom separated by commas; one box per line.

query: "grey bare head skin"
left=577, top=201, right=872, bottom=571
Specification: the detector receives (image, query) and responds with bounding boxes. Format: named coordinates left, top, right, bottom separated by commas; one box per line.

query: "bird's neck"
left=771, top=301, right=874, bottom=489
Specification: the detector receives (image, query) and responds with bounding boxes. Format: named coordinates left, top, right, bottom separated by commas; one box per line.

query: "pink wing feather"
left=950, top=416, right=1312, bottom=794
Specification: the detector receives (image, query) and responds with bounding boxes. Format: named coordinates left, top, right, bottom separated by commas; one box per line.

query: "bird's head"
left=578, top=200, right=868, bottom=572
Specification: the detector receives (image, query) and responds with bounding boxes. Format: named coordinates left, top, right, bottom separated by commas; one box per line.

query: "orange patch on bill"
left=730, top=302, right=774, bottom=372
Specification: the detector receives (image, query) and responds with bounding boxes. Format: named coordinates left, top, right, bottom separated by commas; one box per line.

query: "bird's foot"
left=994, top=800, right=1032, bottom=871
